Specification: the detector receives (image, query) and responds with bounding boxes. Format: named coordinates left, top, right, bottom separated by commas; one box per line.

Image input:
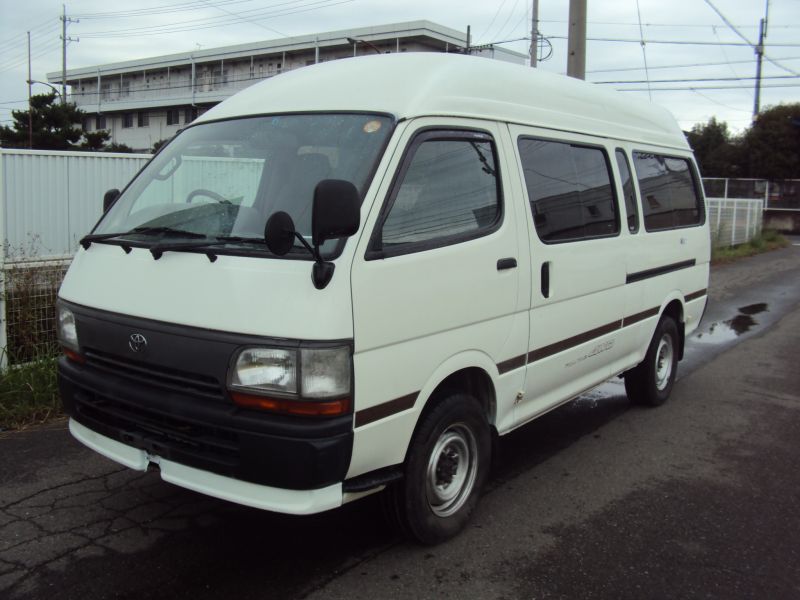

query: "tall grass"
left=712, top=229, right=789, bottom=263
left=0, top=242, right=65, bottom=430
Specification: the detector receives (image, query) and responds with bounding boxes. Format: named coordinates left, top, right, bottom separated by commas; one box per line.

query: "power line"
left=616, top=82, right=800, bottom=91
left=595, top=74, right=799, bottom=84
left=587, top=56, right=800, bottom=74
left=198, top=0, right=288, bottom=37
left=73, top=0, right=262, bottom=19
left=78, top=0, right=352, bottom=38
left=546, top=35, right=800, bottom=48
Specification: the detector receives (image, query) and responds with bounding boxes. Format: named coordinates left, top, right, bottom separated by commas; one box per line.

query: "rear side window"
left=632, top=152, right=704, bottom=231
left=370, top=130, right=501, bottom=257
left=615, top=149, right=639, bottom=233
left=518, top=138, right=619, bottom=243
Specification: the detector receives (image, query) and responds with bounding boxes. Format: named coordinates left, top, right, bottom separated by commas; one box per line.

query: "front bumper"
left=69, top=419, right=343, bottom=514
left=59, top=356, right=353, bottom=493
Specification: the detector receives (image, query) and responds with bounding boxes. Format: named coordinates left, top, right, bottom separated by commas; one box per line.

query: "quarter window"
left=373, top=132, right=501, bottom=255
left=633, top=152, right=703, bottom=230
left=518, top=138, right=619, bottom=243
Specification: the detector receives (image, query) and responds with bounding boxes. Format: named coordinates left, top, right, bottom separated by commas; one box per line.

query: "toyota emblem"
left=128, top=333, right=148, bottom=353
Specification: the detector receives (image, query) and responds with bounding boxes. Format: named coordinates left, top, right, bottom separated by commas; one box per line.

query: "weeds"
left=712, top=229, right=789, bottom=263
left=0, top=353, right=60, bottom=430
left=0, top=241, right=68, bottom=430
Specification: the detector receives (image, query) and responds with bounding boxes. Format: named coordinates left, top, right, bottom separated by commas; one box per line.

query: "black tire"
left=625, top=315, right=679, bottom=407
left=383, top=393, right=491, bottom=545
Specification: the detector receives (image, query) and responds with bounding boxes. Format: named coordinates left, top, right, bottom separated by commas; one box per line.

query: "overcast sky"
left=1, top=0, right=798, bottom=134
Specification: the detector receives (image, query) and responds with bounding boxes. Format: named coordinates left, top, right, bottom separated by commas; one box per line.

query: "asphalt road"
left=2, top=241, right=799, bottom=600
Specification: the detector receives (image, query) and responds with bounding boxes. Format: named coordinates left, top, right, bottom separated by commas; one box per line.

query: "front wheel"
left=384, top=393, right=491, bottom=545
left=625, top=315, right=679, bottom=407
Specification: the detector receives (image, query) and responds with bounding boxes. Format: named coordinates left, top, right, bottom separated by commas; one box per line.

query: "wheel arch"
left=403, top=351, right=498, bottom=462
left=660, top=295, right=686, bottom=360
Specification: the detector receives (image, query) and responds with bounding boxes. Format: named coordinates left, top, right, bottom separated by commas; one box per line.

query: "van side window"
left=632, top=152, right=704, bottom=231
left=615, top=149, right=639, bottom=233
left=372, top=131, right=501, bottom=255
left=518, top=138, right=619, bottom=243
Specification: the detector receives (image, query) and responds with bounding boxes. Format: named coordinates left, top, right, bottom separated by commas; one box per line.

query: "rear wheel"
left=384, top=393, right=490, bottom=544
left=625, top=315, right=679, bottom=407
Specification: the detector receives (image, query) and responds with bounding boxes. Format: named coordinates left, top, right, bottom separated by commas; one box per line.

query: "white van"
left=57, top=53, right=709, bottom=544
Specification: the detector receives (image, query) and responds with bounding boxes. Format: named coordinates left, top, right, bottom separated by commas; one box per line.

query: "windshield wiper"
left=80, top=226, right=206, bottom=250
left=149, top=235, right=268, bottom=262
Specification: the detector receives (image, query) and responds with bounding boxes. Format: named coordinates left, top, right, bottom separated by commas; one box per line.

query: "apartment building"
left=47, top=21, right=525, bottom=151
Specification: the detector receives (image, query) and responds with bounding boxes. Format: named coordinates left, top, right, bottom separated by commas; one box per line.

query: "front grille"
left=84, top=348, right=225, bottom=401
left=74, top=388, right=240, bottom=468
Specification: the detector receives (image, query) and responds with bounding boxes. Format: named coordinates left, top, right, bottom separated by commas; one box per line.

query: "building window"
left=184, top=107, right=197, bottom=123
left=96, top=115, right=107, bottom=130
left=100, top=82, right=112, bottom=100
left=166, top=109, right=180, bottom=126
left=82, top=118, right=91, bottom=132
left=137, top=111, right=149, bottom=127
left=122, top=113, right=134, bottom=128
left=120, top=80, right=130, bottom=97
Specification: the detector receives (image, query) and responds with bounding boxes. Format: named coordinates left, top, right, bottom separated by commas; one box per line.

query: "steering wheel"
left=186, top=189, right=230, bottom=204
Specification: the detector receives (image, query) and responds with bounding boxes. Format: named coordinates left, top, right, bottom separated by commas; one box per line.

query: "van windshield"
left=94, top=113, right=394, bottom=257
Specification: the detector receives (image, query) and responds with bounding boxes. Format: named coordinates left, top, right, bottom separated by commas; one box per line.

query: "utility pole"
left=753, top=1, right=770, bottom=121
left=60, top=4, right=79, bottom=104
left=531, top=0, right=539, bottom=67
left=27, top=31, right=32, bottom=149
left=566, top=0, right=587, bottom=79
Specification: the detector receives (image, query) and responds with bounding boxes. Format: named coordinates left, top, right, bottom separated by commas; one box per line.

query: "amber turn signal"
left=230, top=392, right=350, bottom=417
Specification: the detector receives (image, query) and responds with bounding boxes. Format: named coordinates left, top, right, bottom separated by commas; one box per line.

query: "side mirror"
left=103, top=188, right=120, bottom=213
left=311, top=180, right=360, bottom=247
left=264, top=211, right=296, bottom=256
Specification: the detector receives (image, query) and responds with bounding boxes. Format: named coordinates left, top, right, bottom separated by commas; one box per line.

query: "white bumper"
left=69, top=419, right=344, bottom=515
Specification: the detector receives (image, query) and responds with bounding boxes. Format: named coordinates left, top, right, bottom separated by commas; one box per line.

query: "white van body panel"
left=59, top=243, right=355, bottom=339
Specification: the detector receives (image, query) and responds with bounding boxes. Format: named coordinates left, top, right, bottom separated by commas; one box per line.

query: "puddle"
left=738, top=302, right=768, bottom=316
left=693, top=303, right=769, bottom=344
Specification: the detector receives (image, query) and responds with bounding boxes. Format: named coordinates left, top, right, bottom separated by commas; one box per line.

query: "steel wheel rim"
left=425, top=423, right=478, bottom=518
left=654, top=333, right=674, bottom=391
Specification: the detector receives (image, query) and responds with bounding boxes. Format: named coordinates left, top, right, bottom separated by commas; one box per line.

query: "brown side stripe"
left=528, top=320, right=622, bottom=363
left=355, top=392, right=417, bottom=428
left=685, top=288, right=708, bottom=302
left=623, top=306, right=660, bottom=327
left=497, top=354, right=527, bottom=374
left=626, top=259, right=696, bottom=284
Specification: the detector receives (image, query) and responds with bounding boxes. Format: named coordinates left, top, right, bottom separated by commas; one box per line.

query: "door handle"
left=497, top=257, right=517, bottom=270
left=541, top=261, right=550, bottom=298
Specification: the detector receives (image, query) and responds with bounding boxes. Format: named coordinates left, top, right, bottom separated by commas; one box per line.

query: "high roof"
left=197, top=53, right=689, bottom=150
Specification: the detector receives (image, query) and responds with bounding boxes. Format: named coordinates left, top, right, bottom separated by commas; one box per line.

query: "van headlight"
left=229, top=345, right=352, bottom=416
left=57, top=305, right=79, bottom=352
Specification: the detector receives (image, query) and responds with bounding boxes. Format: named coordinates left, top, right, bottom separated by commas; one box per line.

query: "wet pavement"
left=1, top=240, right=799, bottom=599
